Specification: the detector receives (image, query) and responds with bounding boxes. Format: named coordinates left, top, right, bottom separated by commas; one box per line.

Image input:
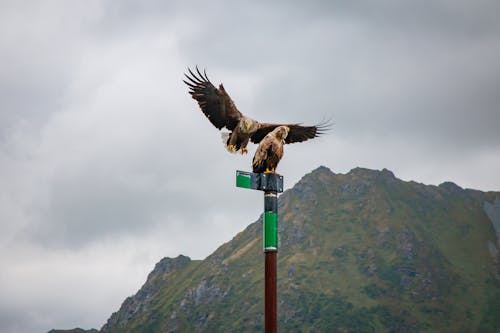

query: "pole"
left=236, top=171, right=283, bottom=333
left=265, top=251, right=277, bottom=333
left=264, top=190, right=278, bottom=333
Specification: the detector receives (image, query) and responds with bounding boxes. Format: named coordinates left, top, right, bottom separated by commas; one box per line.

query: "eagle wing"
left=184, top=67, right=242, bottom=130
left=250, top=122, right=330, bottom=144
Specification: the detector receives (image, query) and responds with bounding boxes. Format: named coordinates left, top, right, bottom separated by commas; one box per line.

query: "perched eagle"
left=184, top=67, right=329, bottom=154
left=252, top=126, right=289, bottom=174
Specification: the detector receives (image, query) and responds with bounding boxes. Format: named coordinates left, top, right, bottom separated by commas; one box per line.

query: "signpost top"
left=236, top=170, right=284, bottom=193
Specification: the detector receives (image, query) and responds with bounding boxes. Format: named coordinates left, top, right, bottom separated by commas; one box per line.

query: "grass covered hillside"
left=98, top=166, right=499, bottom=333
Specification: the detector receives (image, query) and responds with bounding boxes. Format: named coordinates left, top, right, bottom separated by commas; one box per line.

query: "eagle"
left=184, top=67, right=329, bottom=154
left=252, top=125, right=289, bottom=174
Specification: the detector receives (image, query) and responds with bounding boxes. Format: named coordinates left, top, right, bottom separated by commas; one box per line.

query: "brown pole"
left=265, top=251, right=277, bottom=333
left=264, top=189, right=278, bottom=333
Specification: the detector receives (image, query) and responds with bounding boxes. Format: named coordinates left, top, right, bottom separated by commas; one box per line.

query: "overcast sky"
left=1, top=1, right=500, bottom=332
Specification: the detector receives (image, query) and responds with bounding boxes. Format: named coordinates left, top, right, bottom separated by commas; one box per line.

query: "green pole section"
left=264, top=192, right=278, bottom=252
left=264, top=211, right=277, bottom=250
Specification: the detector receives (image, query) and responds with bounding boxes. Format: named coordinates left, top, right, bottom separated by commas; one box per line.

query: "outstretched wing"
left=250, top=121, right=331, bottom=144
left=184, top=67, right=242, bottom=130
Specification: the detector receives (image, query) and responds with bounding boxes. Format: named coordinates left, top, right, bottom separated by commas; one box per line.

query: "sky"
left=1, top=1, right=499, bottom=332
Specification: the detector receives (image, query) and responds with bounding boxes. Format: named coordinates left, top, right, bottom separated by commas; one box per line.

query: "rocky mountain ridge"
left=50, top=166, right=500, bottom=332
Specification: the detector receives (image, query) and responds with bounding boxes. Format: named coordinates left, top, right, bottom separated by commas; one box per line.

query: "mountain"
left=62, top=166, right=500, bottom=332
left=47, top=329, right=98, bottom=333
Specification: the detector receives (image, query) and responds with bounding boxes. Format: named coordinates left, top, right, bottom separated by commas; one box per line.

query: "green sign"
left=236, top=171, right=252, bottom=189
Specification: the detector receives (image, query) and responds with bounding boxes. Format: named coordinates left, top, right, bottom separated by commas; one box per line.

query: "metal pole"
left=264, top=190, right=278, bottom=333
left=265, top=251, right=277, bottom=333
left=236, top=171, right=283, bottom=333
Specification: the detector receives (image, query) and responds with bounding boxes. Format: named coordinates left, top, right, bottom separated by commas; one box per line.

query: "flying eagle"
left=184, top=67, right=329, bottom=154
left=252, top=126, right=289, bottom=174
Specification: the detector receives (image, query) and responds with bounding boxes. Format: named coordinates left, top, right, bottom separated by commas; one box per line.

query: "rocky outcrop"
left=100, top=255, right=191, bottom=332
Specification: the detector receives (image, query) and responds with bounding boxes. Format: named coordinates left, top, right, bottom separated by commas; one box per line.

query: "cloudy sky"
left=1, top=1, right=499, bottom=332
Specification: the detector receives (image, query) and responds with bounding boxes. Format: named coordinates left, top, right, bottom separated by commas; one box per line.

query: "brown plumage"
left=184, top=67, right=330, bottom=154
left=252, top=126, right=289, bottom=174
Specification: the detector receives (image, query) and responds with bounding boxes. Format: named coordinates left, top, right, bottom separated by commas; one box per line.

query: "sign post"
left=236, top=170, right=283, bottom=333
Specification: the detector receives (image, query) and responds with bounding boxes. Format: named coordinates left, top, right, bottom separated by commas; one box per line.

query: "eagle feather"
left=184, top=67, right=331, bottom=155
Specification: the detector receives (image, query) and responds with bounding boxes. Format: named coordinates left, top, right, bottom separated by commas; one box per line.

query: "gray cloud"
left=1, top=1, right=500, bottom=332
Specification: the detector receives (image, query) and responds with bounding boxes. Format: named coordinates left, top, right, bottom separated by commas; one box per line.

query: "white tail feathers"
left=221, top=132, right=231, bottom=145
left=221, top=132, right=237, bottom=153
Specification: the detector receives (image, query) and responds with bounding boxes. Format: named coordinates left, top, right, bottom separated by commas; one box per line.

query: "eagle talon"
left=227, top=144, right=236, bottom=152
left=264, top=168, right=275, bottom=174
left=241, top=147, right=248, bottom=154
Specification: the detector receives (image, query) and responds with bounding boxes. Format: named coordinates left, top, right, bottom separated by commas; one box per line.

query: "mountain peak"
left=297, top=165, right=335, bottom=183
left=299, top=166, right=397, bottom=187
left=348, top=167, right=395, bottom=179
left=438, top=181, right=463, bottom=192
left=101, top=255, right=193, bottom=333
left=47, top=329, right=98, bottom=333
left=310, top=165, right=335, bottom=175
left=148, top=255, right=191, bottom=280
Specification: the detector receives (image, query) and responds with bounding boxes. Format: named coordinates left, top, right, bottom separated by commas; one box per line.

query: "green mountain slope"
left=99, top=166, right=499, bottom=333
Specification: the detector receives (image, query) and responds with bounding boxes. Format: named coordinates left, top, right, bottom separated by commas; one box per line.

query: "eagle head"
left=240, top=117, right=257, bottom=133
left=275, top=125, right=290, bottom=140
